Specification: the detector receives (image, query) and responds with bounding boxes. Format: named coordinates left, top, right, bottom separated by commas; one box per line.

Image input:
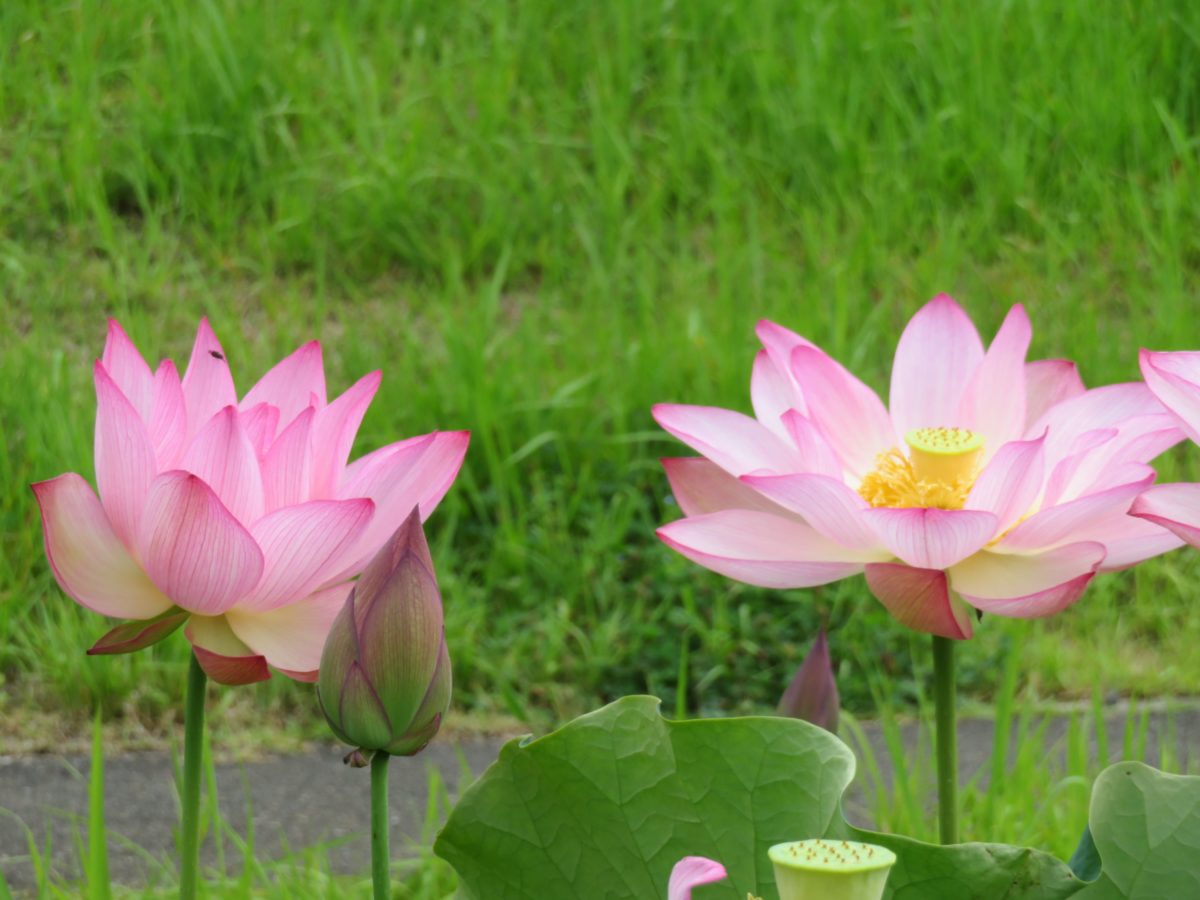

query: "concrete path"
left=2, top=708, right=1197, bottom=892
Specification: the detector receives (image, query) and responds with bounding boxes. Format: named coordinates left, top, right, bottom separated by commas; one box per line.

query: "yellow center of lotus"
left=857, top=427, right=984, bottom=510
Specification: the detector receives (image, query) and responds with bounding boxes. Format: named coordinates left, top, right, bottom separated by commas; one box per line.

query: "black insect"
left=209, top=350, right=225, bottom=360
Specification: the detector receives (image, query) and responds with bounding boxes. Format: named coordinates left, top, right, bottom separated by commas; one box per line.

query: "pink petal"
left=262, top=406, right=316, bottom=511
left=958, top=305, right=1032, bottom=450
left=331, top=431, right=469, bottom=580
left=309, top=371, right=382, bottom=498
left=1086, top=514, right=1185, bottom=570
left=755, top=319, right=816, bottom=415
left=964, top=435, right=1045, bottom=533
left=180, top=406, right=266, bottom=525
left=1000, top=468, right=1157, bottom=552
left=950, top=542, right=1104, bottom=617
left=240, top=402, right=281, bottom=457
left=101, top=320, right=154, bottom=421
left=32, top=473, right=173, bottom=619
left=1132, top=482, right=1200, bottom=549
left=94, top=361, right=157, bottom=550
left=888, top=294, right=985, bottom=438
left=751, top=349, right=799, bottom=439
left=657, top=509, right=876, bottom=589
left=790, top=346, right=896, bottom=478
left=237, top=499, right=374, bottom=611
left=653, top=404, right=801, bottom=476
left=1042, top=413, right=1180, bottom=505
left=863, top=507, right=998, bottom=570
left=661, top=457, right=794, bottom=517
left=1140, top=349, right=1200, bottom=444
left=147, top=360, right=187, bottom=469
left=668, top=856, right=727, bottom=900
left=241, top=340, right=326, bottom=427
left=181, top=318, right=238, bottom=441
left=780, top=410, right=844, bottom=478
left=226, top=583, right=351, bottom=676
left=185, top=615, right=270, bottom=686
left=863, top=563, right=973, bottom=640
left=139, top=471, right=265, bottom=615
left=740, top=473, right=883, bottom=551
left=1024, top=359, right=1085, bottom=428
left=1030, top=382, right=1165, bottom=467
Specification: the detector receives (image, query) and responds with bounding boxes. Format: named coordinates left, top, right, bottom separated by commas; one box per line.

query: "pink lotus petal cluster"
left=668, top=856, right=728, bottom=900
left=33, top=319, right=469, bottom=684
left=1133, top=351, right=1200, bottom=548
left=654, top=296, right=1184, bottom=639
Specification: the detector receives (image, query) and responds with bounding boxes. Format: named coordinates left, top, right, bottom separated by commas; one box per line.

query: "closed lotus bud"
left=317, top=508, right=451, bottom=758
left=777, top=629, right=839, bottom=733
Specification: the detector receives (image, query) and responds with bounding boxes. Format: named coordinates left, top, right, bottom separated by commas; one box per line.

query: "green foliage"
left=435, top=696, right=1086, bottom=899
left=1077, top=763, right=1200, bottom=898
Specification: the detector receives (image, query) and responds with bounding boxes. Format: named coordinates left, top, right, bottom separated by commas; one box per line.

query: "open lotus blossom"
left=32, top=319, right=469, bottom=684
left=668, top=856, right=729, bottom=900
left=654, top=295, right=1184, bottom=639
left=1132, top=350, right=1200, bottom=548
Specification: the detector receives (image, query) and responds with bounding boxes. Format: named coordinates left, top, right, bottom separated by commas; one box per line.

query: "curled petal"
left=1131, top=483, right=1200, bottom=549
left=863, top=507, right=997, bottom=570
left=94, top=361, right=157, bottom=550
left=661, top=457, right=793, bottom=517
left=1140, top=349, right=1200, bottom=444
left=241, top=340, right=326, bottom=426
left=889, top=294, right=984, bottom=438
left=864, top=563, right=973, bottom=640
left=951, top=542, right=1104, bottom=607
left=139, top=471, right=265, bottom=615
left=1024, top=359, right=1085, bottom=428
left=32, top=473, right=173, bottom=619
left=1001, top=468, right=1156, bottom=551
left=227, top=583, right=352, bottom=677
left=186, top=615, right=270, bottom=685
left=965, top=435, right=1045, bottom=534
left=790, top=346, right=896, bottom=479
left=181, top=318, right=238, bottom=441
left=667, top=856, right=728, bottom=900
left=751, top=349, right=800, bottom=439
left=652, top=403, right=800, bottom=476
left=657, top=509, right=878, bottom=589
left=1031, top=382, right=1166, bottom=468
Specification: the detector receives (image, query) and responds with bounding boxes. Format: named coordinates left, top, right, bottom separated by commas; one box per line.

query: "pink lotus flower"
left=654, top=296, right=1183, bottom=639
left=33, top=319, right=469, bottom=684
left=668, top=856, right=728, bottom=899
left=1133, top=350, right=1200, bottom=547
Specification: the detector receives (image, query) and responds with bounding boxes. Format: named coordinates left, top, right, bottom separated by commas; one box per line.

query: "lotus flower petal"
left=139, top=471, right=264, bottom=615
left=32, top=473, right=172, bottom=619
left=181, top=406, right=265, bottom=525
left=741, top=473, right=882, bottom=551
left=653, top=404, right=801, bottom=476
left=751, top=349, right=799, bottom=438
left=1024, top=359, right=1085, bottom=427
left=950, top=542, right=1105, bottom=616
left=864, top=563, right=973, bottom=640
left=310, top=371, right=382, bottom=498
left=661, top=457, right=792, bottom=517
left=147, top=360, right=187, bottom=468
left=657, top=509, right=878, bottom=589
left=181, top=319, right=238, bottom=441
left=1131, top=482, right=1200, bottom=548
left=863, top=507, right=997, bottom=570
left=965, top=435, right=1045, bottom=533
left=261, top=406, right=316, bottom=511
left=94, top=361, right=156, bottom=550
left=889, top=294, right=984, bottom=437
left=667, top=856, right=727, bottom=900
left=959, top=304, right=1032, bottom=450
left=780, top=410, right=844, bottom=479
left=227, top=583, right=352, bottom=677
left=186, top=615, right=270, bottom=685
left=241, top=340, right=326, bottom=426
left=102, top=320, right=154, bottom=421
left=1140, top=349, right=1200, bottom=443
left=777, top=629, right=839, bottom=732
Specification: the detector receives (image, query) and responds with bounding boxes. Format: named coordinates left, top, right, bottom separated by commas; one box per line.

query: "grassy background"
left=2, top=0, right=1200, bottom=742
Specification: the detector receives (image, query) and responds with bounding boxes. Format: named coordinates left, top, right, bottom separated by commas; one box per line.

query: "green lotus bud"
left=769, top=840, right=896, bottom=900
left=317, top=508, right=451, bottom=759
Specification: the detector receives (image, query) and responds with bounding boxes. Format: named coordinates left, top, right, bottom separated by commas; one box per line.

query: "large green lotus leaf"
left=434, top=696, right=1085, bottom=899
left=1075, top=762, right=1200, bottom=898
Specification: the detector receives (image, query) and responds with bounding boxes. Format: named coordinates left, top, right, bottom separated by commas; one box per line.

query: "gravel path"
left=2, top=707, right=1197, bottom=892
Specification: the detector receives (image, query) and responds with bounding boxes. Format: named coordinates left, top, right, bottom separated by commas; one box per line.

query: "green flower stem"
left=180, top=653, right=207, bottom=899
left=371, top=751, right=391, bottom=900
left=932, top=634, right=958, bottom=845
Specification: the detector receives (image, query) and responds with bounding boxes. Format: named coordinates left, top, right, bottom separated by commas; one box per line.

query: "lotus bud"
left=317, top=508, right=451, bottom=759
left=777, top=629, right=839, bottom=733
left=770, top=840, right=896, bottom=900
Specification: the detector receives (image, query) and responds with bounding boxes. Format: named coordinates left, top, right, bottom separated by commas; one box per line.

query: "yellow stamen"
left=857, top=427, right=984, bottom=510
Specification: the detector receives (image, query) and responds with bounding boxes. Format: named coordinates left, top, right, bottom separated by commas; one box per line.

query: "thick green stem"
left=371, top=752, right=391, bottom=900
left=932, top=635, right=958, bottom=845
left=180, top=654, right=207, bottom=899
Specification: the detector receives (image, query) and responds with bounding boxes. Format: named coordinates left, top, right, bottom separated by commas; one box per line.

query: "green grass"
left=3, top=0, right=1200, bottom=744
